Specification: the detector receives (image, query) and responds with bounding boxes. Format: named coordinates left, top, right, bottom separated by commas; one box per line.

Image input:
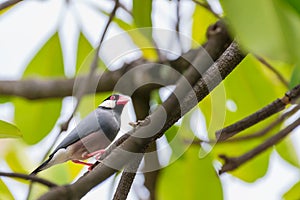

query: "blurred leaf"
left=286, top=0, right=300, bottom=16
left=111, top=16, right=157, bottom=60
left=283, top=181, right=300, bottom=200
left=0, top=97, right=10, bottom=103
left=23, top=32, right=64, bottom=77
left=132, top=0, right=153, bottom=51
left=276, top=135, right=300, bottom=168
left=14, top=98, right=61, bottom=144
left=78, top=92, right=111, bottom=118
left=157, top=147, right=222, bottom=200
left=192, top=4, right=218, bottom=45
left=289, top=64, right=300, bottom=89
left=5, top=144, right=29, bottom=175
left=0, top=179, right=14, bottom=200
left=15, top=32, right=64, bottom=144
left=200, top=55, right=285, bottom=182
left=0, top=120, right=21, bottom=138
left=164, top=125, right=184, bottom=160
left=29, top=161, right=83, bottom=199
left=199, top=84, right=226, bottom=139
left=76, top=32, right=93, bottom=73
left=166, top=110, right=200, bottom=162
left=217, top=141, right=271, bottom=182
left=132, top=0, right=152, bottom=28
left=221, top=0, right=300, bottom=63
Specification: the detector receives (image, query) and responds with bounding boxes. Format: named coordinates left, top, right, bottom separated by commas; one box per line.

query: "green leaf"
left=0, top=97, right=10, bottom=103
left=112, top=17, right=157, bottom=60
left=0, top=120, right=21, bottom=138
left=78, top=92, right=111, bottom=118
left=289, top=64, right=300, bottom=89
left=276, top=135, right=300, bottom=168
left=132, top=0, right=153, bottom=43
left=157, top=147, right=223, bottom=200
left=132, top=0, right=152, bottom=28
left=283, top=181, right=300, bottom=200
left=23, top=32, right=64, bottom=77
left=221, top=0, right=300, bottom=63
left=29, top=162, right=83, bottom=199
left=164, top=125, right=185, bottom=160
left=14, top=98, right=61, bottom=144
left=286, top=0, right=300, bottom=16
left=76, top=32, right=93, bottom=73
left=0, top=179, right=14, bottom=200
left=4, top=142, right=31, bottom=184
left=201, top=55, right=286, bottom=182
left=192, top=4, right=218, bottom=45
left=15, top=32, right=64, bottom=144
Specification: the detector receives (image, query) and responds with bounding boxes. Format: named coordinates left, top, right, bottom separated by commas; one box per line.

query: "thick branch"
left=0, top=172, right=57, bottom=188
left=219, top=116, right=300, bottom=174
left=0, top=57, right=192, bottom=100
left=38, top=41, right=244, bottom=200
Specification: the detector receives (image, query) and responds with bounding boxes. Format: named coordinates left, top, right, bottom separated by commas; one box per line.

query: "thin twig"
left=0, top=172, right=57, bottom=188
left=216, top=98, right=287, bottom=141
left=219, top=116, right=300, bottom=174
left=0, top=0, right=22, bottom=10
left=189, top=105, right=300, bottom=144
left=176, top=0, right=183, bottom=54
left=227, top=105, right=300, bottom=141
left=217, top=84, right=300, bottom=141
left=60, top=0, right=119, bottom=131
left=256, top=55, right=289, bottom=88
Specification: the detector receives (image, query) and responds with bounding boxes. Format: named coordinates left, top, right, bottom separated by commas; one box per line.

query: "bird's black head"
left=98, top=94, right=130, bottom=114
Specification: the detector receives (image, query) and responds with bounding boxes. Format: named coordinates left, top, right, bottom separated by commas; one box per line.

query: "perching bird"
left=30, top=94, right=129, bottom=175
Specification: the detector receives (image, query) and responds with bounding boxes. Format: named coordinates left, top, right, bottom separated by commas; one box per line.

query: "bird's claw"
left=129, top=117, right=151, bottom=128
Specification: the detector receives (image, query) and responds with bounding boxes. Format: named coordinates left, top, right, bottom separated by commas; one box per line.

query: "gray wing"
left=50, top=108, right=120, bottom=156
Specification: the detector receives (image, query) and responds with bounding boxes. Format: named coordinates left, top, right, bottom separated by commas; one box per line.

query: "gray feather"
left=50, top=108, right=120, bottom=157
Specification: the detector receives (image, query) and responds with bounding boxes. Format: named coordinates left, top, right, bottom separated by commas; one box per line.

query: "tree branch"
left=189, top=104, right=300, bottom=145
left=38, top=40, right=244, bottom=200
left=219, top=116, right=300, bottom=174
left=217, top=84, right=300, bottom=141
left=0, top=0, right=22, bottom=10
left=0, top=172, right=57, bottom=188
left=0, top=52, right=201, bottom=100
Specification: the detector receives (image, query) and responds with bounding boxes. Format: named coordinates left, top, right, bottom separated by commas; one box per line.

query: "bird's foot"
left=129, top=117, right=151, bottom=128
left=86, top=149, right=106, bottom=160
left=72, top=160, right=93, bottom=167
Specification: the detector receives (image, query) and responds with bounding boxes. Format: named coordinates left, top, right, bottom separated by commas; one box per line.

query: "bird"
left=30, top=94, right=130, bottom=175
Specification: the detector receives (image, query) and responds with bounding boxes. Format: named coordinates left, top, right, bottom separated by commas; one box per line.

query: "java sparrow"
left=30, top=94, right=130, bottom=175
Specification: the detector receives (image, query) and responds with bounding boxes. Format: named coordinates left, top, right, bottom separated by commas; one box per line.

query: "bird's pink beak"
left=117, top=95, right=130, bottom=105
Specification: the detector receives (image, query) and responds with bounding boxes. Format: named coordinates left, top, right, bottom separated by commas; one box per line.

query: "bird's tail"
left=30, top=157, right=51, bottom=176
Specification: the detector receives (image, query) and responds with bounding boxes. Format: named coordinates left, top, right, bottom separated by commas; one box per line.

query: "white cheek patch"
left=99, top=100, right=116, bottom=108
